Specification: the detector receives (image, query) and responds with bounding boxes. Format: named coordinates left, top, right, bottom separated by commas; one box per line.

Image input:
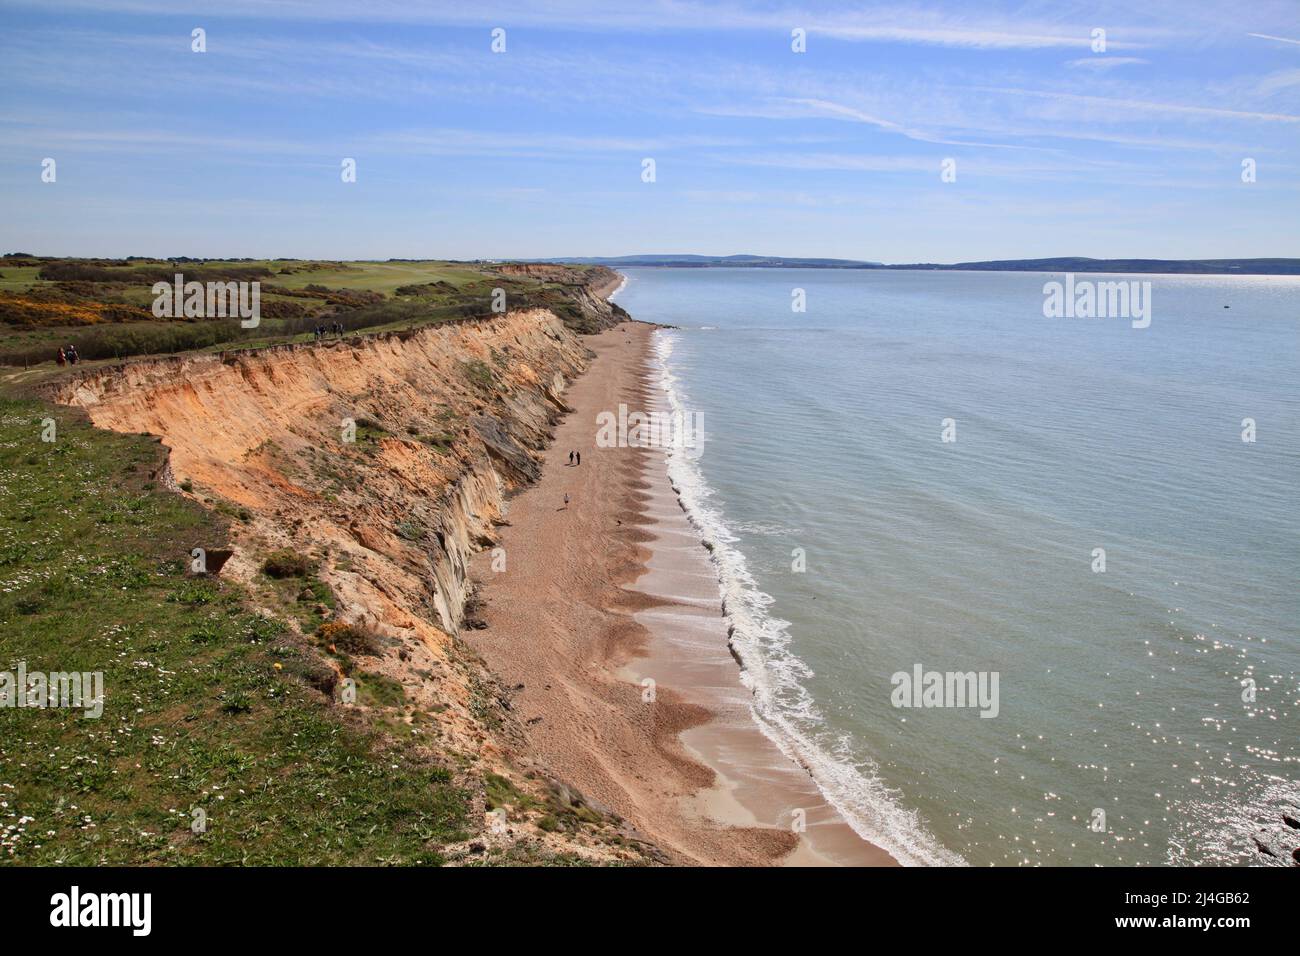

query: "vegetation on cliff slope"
left=0, top=399, right=472, bottom=864
left=0, top=256, right=624, bottom=366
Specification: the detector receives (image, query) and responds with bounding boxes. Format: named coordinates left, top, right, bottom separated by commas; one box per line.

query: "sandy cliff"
left=493, top=264, right=627, bottom=332
left=53, top=310, right=584, bottom=630
left=45, top=307, right=656, bottom=861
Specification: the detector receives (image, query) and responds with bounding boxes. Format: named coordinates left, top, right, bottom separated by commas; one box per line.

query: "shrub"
left=462, top=359, right=495, bottom=390
left=261, top=549, right=313, bottom=578
left=317, top=620, right=381, bottom=656
left=395, top=519, right=425, bottom=542
left=297, top=659, right=339, bottom=697
left=0, top=318, right=250, bottom=365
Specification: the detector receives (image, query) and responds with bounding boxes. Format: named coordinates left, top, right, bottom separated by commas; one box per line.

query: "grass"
left=268, top=261, right=487, bottom=294
left=0, top=257, right=617, bottom=367
left=356, top=671, right=406, bottom=708
left=461, top=358, right=497, bottom=391
left=0, top=266, right=42, bottom=292
left=483, top=772, right=614, bottom=836
left=0, top=397, right=469, bottom=865
left=258, top=562, right=335, bottom=637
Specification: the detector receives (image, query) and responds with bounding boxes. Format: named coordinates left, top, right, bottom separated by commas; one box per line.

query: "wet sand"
left=466, top=320, right=895, bottom=866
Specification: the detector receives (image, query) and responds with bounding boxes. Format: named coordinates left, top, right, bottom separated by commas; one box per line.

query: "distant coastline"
left=534, top=254, right=1300, bottom=276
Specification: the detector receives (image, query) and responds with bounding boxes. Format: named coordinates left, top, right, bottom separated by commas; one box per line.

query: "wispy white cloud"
left=1247, top=33, right=1300, bottom=46
left=1, top=1, right=1163, bottom=50
left=1254, top=68, right=1300, bottom=95
left=805, top=22, right=1121, bottom=50
left=769, top=97, right=1045, bottom=150
left=704, top=148, right=1231, bottom=187
left=1065, top=57, right=1149, bottom=70
left=979, top=87, right=1300, bottom=124
left=368, top=128, right=753, bottom=157
left=696, top=92, right=1263, bottom=155
left=0, top=117, right=755, bottom=162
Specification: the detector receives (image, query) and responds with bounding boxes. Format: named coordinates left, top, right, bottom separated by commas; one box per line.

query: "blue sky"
left=1, top=0, right=1297, bottom=261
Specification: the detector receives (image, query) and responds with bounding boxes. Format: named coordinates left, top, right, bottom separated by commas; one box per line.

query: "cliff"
left=492, top=264, right=627, bottom=333
left=43, top=306, right=653, bottom=862
left=52, top=309, right=580, bottom=630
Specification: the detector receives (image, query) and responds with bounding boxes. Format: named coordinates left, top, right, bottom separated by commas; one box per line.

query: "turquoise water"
left=616, top=267, right=1299, bottom=867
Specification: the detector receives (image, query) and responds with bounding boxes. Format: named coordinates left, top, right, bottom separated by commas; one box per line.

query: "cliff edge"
left=43, top=301, right=657, bottom=863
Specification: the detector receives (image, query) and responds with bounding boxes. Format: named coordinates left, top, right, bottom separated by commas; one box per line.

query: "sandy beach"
left=467, top=319, right=895, bottom=866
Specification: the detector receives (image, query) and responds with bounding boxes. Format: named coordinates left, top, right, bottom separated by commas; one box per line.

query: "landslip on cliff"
left=43, top=297, right=659, bottom=864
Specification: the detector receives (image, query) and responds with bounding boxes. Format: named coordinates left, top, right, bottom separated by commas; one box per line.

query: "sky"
left=1, top=0, right=1298, bottom=261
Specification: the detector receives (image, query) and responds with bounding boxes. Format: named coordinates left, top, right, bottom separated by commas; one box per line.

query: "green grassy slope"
left=0, top=399, right=469, bottom=864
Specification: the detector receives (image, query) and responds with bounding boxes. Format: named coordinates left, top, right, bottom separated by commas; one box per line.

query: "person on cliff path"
left=56, top=347, right=66, bottom=367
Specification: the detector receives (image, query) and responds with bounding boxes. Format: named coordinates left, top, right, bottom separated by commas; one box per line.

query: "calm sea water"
left=615, top=267, right=1299, bottom=867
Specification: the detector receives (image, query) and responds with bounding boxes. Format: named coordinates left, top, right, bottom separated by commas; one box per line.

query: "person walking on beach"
left=575, top=451, right=580, bottom=466
left=568, top=450, right=574, bottom=465
left=563, top=493, right=570, bottom=508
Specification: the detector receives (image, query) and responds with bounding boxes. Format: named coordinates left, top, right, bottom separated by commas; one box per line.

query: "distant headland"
left=534, top=255, right=1300, bottom=276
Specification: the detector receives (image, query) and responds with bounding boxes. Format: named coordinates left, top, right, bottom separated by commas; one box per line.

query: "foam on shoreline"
left=650, top=327, right=966, bottom=867
left=607, top=270, right=630, bottom=302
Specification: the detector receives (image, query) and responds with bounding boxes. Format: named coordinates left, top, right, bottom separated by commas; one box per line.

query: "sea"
left=614, top=266, right=1299, bottom=867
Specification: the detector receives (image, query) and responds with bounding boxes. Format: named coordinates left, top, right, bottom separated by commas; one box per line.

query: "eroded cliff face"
left=53, top=308, right=583, bottom=623
left=47, top=310, right=590, bottom=768
left=492, top=264, right=626, bottom=332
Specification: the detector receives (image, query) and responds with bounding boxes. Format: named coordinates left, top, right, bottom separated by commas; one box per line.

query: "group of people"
left=313, top=322, right=346, bottom=341
left=55, top=344, right=80, bottom=366
left=562, top=449, right=582, bottom=508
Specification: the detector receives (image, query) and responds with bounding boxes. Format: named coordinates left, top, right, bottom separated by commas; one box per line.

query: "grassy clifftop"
left=0, top=257, right=627, bottom=366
